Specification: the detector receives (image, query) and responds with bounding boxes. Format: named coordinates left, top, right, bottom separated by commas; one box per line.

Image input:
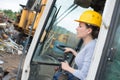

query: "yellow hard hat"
left=75, top=10, right=102, bottom=27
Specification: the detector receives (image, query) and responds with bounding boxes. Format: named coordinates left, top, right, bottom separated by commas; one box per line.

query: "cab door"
left=96, top=0, right=120, bottom=80
left=26, top=0, right=87, bottom=80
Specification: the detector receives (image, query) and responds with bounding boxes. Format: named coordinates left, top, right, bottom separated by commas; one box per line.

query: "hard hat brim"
left=74, top=19, right=100, bottom=27
left=74, top=20, right=81, bottom=22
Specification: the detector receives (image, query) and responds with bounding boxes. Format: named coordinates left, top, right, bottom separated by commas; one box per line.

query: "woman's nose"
left=76, top=26, right=79, bottom=30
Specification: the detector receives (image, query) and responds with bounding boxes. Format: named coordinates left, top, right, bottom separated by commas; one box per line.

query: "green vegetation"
left=0, top=9, right=19, bottom=21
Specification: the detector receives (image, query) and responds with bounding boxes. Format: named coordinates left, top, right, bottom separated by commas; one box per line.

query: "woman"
left=53, top=10, right=102, bottom=80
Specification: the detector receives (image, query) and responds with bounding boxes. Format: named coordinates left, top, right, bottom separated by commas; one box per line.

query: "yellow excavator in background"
left=14, top=0, right=47, bottom=36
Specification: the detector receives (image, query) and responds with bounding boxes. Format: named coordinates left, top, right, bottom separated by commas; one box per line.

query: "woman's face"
left=76, top=22, right=92, bottom=39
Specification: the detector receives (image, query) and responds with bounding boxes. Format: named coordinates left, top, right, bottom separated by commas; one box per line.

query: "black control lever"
left=56, top=44, right=69, bottom=62
left=56, top=44, right=70, bottom=74
left=57, top=54, right=69, bottom=62
left=56, top=44, right=66, bottom=51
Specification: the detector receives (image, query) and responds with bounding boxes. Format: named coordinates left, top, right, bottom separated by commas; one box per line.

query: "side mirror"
left=74, top=0, right=92, bottom=8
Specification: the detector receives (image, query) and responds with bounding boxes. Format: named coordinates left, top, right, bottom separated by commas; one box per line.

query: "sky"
left=0, top=0, right=28, bottom=12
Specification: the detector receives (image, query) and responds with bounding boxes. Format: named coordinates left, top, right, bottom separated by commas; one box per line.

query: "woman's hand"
left=61, top=61, right=75, bottom=73
left=64, top=48, right=73, bottom=53
left=64, top=48, right=77, bottom=56
left=61, top=61, right=70, bottom=71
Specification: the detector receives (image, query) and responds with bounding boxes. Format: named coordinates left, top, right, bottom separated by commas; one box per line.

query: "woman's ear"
left=87, top=28, right=92, bottom=34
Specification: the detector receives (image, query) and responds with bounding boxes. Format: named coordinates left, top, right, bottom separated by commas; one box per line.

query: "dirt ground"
left=0, top=51, right=25, bottom=80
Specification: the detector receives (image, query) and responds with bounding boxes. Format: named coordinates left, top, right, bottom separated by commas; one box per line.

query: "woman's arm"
left=64, top=47, right=77, bottom=56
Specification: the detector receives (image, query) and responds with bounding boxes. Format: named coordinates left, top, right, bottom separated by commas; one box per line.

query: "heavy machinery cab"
left=21, top=0, right=88, bottom=79
left=21, top=0, right=120, bottom=80
left=28, top=0, right=83, bottom=79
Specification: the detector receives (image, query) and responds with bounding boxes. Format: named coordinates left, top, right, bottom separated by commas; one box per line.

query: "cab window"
left=32, top=0, right=90, bottom=65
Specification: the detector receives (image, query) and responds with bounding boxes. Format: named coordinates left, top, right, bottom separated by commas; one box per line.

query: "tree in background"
left=0, top=9, right=18, bottom=21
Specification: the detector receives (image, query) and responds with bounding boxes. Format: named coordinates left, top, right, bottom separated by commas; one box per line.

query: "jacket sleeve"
left=72, top=47, right=94, bottom=80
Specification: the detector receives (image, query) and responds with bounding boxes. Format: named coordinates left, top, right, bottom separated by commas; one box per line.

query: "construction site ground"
left=0, top=51, right=25, bottom=80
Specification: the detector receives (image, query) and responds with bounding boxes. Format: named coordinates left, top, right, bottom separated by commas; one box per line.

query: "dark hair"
left=85, top=23, right=100, bottom=39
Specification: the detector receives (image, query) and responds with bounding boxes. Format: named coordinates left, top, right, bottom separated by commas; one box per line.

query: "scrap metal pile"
left=0, top=12, right=24, bottom=80
left=0, top=38, right=23, bottom=55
